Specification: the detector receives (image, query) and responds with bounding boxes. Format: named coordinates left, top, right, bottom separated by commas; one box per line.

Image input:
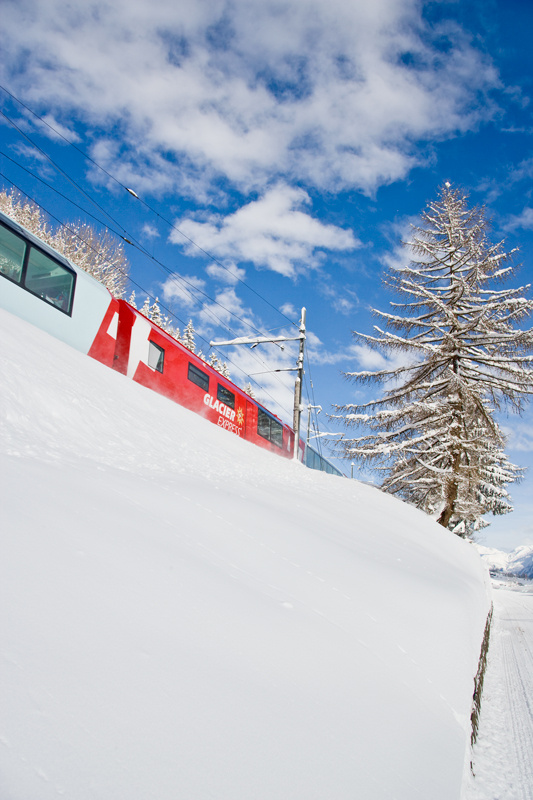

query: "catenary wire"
left=0, top=172, right=297, bottom=417
left=0, top=89, right=311, bottom=419
left=0, top=84, right=297, bottom=327
left=0, top=105, right=303, bottom=402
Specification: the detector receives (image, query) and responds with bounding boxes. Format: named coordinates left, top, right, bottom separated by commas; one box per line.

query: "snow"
left=0, top=308, right=492, bottom=799
left=476, top=544, right=533, bottom=579
left=462, top=582, right=533, bottom=800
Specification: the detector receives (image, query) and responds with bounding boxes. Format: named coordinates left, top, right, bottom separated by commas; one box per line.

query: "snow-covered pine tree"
left=334, top=183, right=533, bottom=536
left=220, top=361, right=231, bottom=379
left=0, top=189, right=129, bottom=297
left=128, top=290, right=137, bottom=309
left=207, top=351, right=231, bottom=379
left=140, top=296, right=151, bottom=317
left=182, top=320, right=196, bottom=352
left=148, top=298, right=163, bottom=328
left=243, top=382, right=255, bottom=398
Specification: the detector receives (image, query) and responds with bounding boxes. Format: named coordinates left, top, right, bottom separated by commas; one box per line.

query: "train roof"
left=0, top=209, right=88, bottom=278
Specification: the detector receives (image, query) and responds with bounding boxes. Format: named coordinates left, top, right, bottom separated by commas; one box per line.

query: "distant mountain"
left=507, top=546, right=533, bottom=579
left=476, top=544, right=533, bottom=579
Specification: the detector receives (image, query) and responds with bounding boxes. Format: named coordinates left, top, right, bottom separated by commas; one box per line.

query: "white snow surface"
left=463, top=583, right=533, bottom=800
left=0, top=308, right=492, bottom=800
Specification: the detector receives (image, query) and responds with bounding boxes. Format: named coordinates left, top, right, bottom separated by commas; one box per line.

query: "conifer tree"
left=183, top=320, right=196, bottom=352
left=0, top=189, right=129, bottom=297
left=221, top=361, right=231, bottom=379
left=335, top=183, right=533, bottom=535
left=148, top=298, right=163, bottom=328
left=140, top=296, right=151, bottom=317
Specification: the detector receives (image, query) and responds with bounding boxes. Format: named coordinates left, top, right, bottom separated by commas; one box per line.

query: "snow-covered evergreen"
left=207, top=351, right=232, bottom=379
left=182, top=319, right=196, bottom=352
left=0, top=189, right=129, bottom=298
left=335, top=183, right=533, bottom=535
left=148, top=298, right=164, bottom=328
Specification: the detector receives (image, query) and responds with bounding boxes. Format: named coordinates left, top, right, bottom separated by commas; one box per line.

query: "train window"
left=148, top=341, right=165, bottom=373
left=0, top=223, right=26, bottom=284
left=24, top=247, right=75, bottom=314
left=188, top=362, right=209, bottom=391
left=270, top=418, right=283, bottom=448
left=257, top=408, right=271, bottom=440
left=257, top=408, right=283, bottom=448
left=217, top=384, right=235, bottom=410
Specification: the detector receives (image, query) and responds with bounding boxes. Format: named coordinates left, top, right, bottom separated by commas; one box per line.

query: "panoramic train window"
left=25, top=247, right=75, bottom=314
left=188, top=362, right=209, bottom=391
left=217, top=384, right=235, bottom=410
left=257, top=408, right=283, bottom=448
left=0, top=223, right=26, bottom=283
left=148, top=341, right=165, bottom=373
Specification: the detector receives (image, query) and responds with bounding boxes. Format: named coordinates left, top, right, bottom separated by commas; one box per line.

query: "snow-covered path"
left=464, top=585, right=533, bottom=800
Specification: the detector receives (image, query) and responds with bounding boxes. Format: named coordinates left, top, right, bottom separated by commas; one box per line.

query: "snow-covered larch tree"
left=334, top=183, right=533, bottom=536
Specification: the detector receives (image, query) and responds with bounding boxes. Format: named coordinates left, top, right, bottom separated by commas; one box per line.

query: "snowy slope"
left=0, top=308, right=491, bottom=800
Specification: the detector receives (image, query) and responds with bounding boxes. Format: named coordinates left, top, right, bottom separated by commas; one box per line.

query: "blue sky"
left=1, top=0, right=533, bottom=549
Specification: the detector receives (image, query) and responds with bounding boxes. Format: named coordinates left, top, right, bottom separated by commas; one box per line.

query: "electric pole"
left=209, top=307, right=307, bottom=461
left=292, top=308, right=306, bottom=460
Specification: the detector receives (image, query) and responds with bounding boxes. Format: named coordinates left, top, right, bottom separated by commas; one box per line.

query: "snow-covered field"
left=0, top=308, right=492, bottom=799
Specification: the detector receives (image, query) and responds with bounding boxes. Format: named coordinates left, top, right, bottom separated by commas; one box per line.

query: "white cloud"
left=205, top=261, right=246, bottom=285
left=161, top=273, right=206, bottom=309
left=347, top=344, right=410, bottom=372
left=501, top=418, right=533, bottom=453
left=1, top=0, right=501, bottom=197
left=279, top=302, right=297, bottom=318
left=142, top=223, right=160, bottom=239
left=505, top=207, right=533, bottom=232
left=171, top=185, right=359, bottom=277
left=196, top=286, right=257, bottom=333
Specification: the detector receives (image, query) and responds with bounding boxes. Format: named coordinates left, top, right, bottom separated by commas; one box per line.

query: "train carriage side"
left=0, top=210, right=340, bottom=472
left=0, top=210, right=119, bottom=366
left=112, top=299, right=294, bottom=457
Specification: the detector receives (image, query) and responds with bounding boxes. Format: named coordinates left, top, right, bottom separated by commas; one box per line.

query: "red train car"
left=0, top=208, right=296, bottom=461
left=111, top=300, right=295, bottom=458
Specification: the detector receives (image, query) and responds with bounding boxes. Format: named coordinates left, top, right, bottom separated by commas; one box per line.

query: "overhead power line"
left=0, top=84, right=312, bottom=418
left=0, top=83, right=297, bottom=327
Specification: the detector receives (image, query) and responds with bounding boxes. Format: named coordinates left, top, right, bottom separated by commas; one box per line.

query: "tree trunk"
left=437, top=485, right=457, bottom=528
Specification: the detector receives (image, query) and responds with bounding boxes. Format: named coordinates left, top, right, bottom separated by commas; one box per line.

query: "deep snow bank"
left=0, top=309, right=491, bottom=799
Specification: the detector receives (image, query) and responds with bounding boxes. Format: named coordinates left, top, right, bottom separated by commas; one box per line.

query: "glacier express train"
left=0, top=208, right=342, bottom=474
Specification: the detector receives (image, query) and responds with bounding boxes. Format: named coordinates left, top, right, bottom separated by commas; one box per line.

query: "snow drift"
left=0, top=308, right=491, bottom=799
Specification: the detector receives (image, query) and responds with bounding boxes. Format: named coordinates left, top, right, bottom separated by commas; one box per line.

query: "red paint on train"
left=110, top=300, right=295, bottom=458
